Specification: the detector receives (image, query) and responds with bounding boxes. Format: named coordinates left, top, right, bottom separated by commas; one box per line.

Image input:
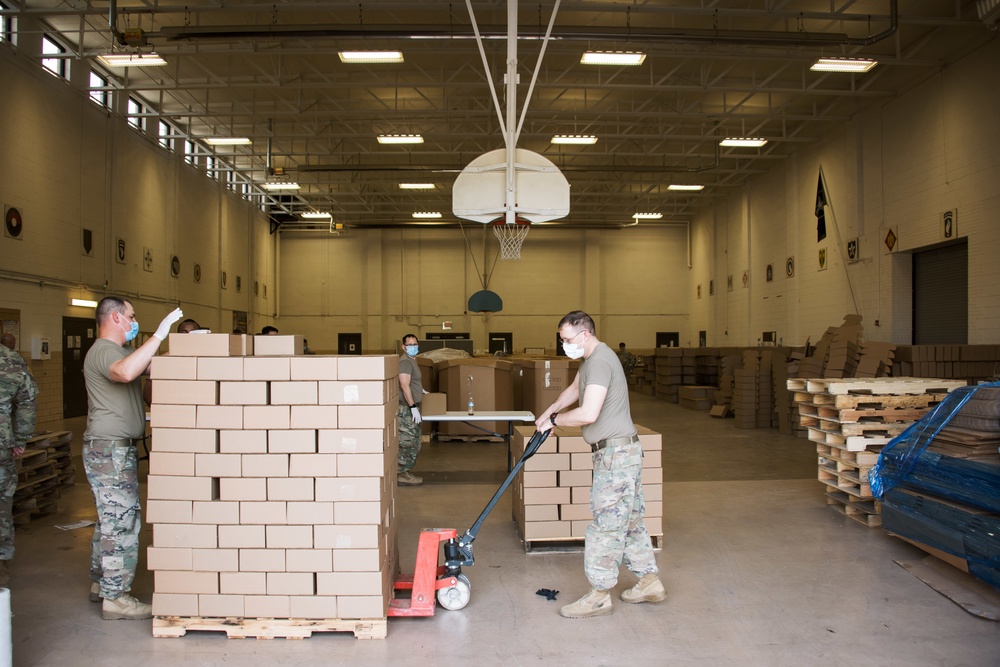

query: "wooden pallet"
left=815, top=393, right=943, bottom=410
left=818, top=419, right=910, bottom=438
left=807, top=427, right=893, bottom=451
left=12, top=487, right=60, bottom=525
left=825, top=488, right=882, bottom=528
left=818, top=461, right=872, bottom=499
left=435, top=434, right=504, bottom=443
left=803, top=378, right=966, bottom=396
left=523, top=534, right=664, bottom=554
left=815, top=406, right=929, bottom=423
left=152, top=616, right=388, bottom=640
left=816, top=443, right=881, bottom=467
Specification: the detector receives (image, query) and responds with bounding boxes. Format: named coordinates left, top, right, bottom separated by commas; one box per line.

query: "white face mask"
left=563, top=341, right=585, bottom=359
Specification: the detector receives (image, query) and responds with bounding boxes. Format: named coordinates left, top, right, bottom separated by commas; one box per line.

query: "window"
left=0, top=1, right=14, bottom=44
left=206, top=155, right=217, bottom=180
left=89, top=71, right=110, bottom=108
left=127, top=96, right=144, bottom=131
left=184, top=139, right=197, bottom=165
left=42, top=35, right=67, bottom=79
left=158, top=120, right=173, bottom=150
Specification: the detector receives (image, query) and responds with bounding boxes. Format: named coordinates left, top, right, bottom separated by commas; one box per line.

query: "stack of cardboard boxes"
left=511, top=425, right=663, bottom=545
left=146, top=334, right=399, bottom=627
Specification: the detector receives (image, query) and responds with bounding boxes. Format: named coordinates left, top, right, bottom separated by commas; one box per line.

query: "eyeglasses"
left=560, top=330, right=585, bottom=345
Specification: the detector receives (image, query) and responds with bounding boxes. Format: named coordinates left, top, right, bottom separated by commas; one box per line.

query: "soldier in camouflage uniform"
left=0, top=338, right=38, bottom=586
left=83, top=297, right=182, bottom=620
left=617, top=342, right=636, bottom=383
left=397, top=333, right=425, bottom=486
left=537, top=311, right=665, bottom=618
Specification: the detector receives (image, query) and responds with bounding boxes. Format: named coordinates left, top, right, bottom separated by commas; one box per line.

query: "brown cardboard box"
left=151, top=428, right=218, bottom=453
left=167, top=333, right=251, bottom=357
left=244, top=357, right=291, bottom=381
left=314, top=524, right=381, bottom=550
left=242, top=453, right=289, bottom=477
left=197, top=357, right=245, bottom=381
left=150, top=404, right=197, bottom=429
left=191, top=501, right=241, bottom=525
left=238, top=501, right=287, bottom=524
left=524, top=505, right=559, bottom=521
left=333, top=548, right=382, bottom=572
left=415, top=357, right=437, bottom=392
left=239, top=549, right=286, bottom=572
left=147, top=547, right=193, bottom=571
left=289, top=596, right=339, bottom=620
left=338, top=355, right=400, bottom=381
left=286, top=549, right=334, bottom=573
left=244, top=595, right=290, bottom=618
left=338, top=403, right=394, bottom=429
left=269, top=430, right=318, bottom=454
left=146, top=500, right=193, bottom=524
left=195, top=405, right=243, bottom=430
left=271, top=381, right=319, bottom=405
left=267, top=477, right=316, bottom=502
left=523, top=471, right=557, bottom=487
left=219, top=381, right=268, bottom=405
left=220, top=572, right=267, bottom=595
left=520, top=358, right=578, bottom=417
left=199, top=594, right=244, bottom=617
left=333, top=501, right=382, bottom=525
left=147, top=475, right=217, bottom=502
left=195, top=453, right=242, bottom=478
left=315, top=477, right=381, bottom=501
left=420, top=391, right=447, bottom=435
left=320, top=381, right=392, bottom=406
left=318, top=429, right=386, bottom=454
left=153, top=380, right=219, bottom=405
left=523, top=453, right=569, bottom=472
left=152, top=593, right=200, bottom=617
left=290, top=356, right=339, bottom=381
left=560, top=504, right=593, bottom=521
left=266, top=525, right=314, bottom=549
left=191, top=549, right=240, bottom=572
left=149, top=452, right=195, bottom=477
left=285, top=501, right=334, bottom=525
left=150, top=356, right=198, bottom=380
left=337, top=595, right=387, bottom=619
left=337, top=454, right=385, bottom=478
left=290, top=405, right=340, bottom=429
left=522, top=521, right=572, bottom=540
left=316, top=572, right=382, bottom=596
left=559, top=470, right=592, bottom=487
left=243, top=405, right=291, bottom=430
left=523, top=487, right=571, bottom=505
left=152, top=523, right=218, bottom=549
left=218, top=477, right=267, bottom=502
left=437, top=358, right=514, bottom=434
left=217, top=525, right=265, bottom=549
left=253, top=334, right=304, bottom=356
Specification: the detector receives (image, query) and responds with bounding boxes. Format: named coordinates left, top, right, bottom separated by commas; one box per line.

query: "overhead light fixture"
left=204, top=137, right=252, bottom=146
left=301, top=211, right=332, bottom=219
left=378, top=134, right=424, bottom=145
left=633, top=212, right=663, bottom=220
left=412, top=212, right=442, bottom=219
left=810, top=57, right=877, bottom=73
left=70, top=298, right=98, bottom=308
left=96, top=53, right=167, bottom=68
left=720, top=137, right=768, bottom=148
left=581, top=51, right=646, bottom=66
left=262, top=181, right=300, bottom=191
left=399, top=183, right=436, bottom=190
left=551, top=135, right=598, bottom=145
left=668, top=184, right=705, bottom=191
left=339, top=50, right=404, bottom=64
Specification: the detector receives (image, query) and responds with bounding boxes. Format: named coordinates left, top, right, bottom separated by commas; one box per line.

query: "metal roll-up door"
left=912, top=241, right=968, bottom=344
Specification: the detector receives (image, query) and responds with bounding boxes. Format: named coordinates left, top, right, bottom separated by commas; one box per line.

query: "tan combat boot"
left=559, top=589, right=613, bottom=619
left=621, top=573, right=666, bottom=604
left=102, top=593, right=153, bottom=620
left=397, top=470, right=423, bottom=486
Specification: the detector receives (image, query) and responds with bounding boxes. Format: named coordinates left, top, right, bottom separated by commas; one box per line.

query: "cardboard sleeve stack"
left=146, top=333, right=399, bottom=621
left=511, top=425, right=663, bottom=543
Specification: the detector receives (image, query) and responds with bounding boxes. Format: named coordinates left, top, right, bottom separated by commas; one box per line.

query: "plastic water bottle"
left=467, top=375, right=475, bottom=415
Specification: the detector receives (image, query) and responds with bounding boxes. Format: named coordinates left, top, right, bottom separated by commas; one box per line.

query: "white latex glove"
left=153, top=307, right=184, bottom=341
left=422, top=389, right=429, bottom=394
left=410, top=406, right=422, bottom=424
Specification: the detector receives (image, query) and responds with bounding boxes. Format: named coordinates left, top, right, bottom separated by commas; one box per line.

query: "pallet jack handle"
left=444, top=429, right=550, bottom=574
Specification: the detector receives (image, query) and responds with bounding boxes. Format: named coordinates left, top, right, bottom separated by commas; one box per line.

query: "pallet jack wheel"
left=436, top=574, right=471, bottom=611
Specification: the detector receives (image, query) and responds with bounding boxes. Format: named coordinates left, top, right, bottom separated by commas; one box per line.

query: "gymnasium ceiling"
left=9, top=1, right=997, bottom=230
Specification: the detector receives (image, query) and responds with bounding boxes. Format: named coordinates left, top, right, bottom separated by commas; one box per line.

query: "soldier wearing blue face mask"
left=396, top=333, right=425, bottom=486
left=83, top=296, right=183, bottom=620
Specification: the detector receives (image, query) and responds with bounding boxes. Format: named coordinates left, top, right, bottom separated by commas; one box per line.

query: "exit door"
left=63, top=316, right=98, bottom=418
left=338, top=333, right=362, bottom=355
left=656, top=332, right=679, bottom=348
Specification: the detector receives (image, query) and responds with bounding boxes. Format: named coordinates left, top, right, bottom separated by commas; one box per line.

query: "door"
left=338, top=333, right=363, bottom=355
left=489, top=332, right=513, bottom=355
left=656, top=332, right=679, bottom=348
left=63, top=316, right=98, bottom=418
left=913, top=241, right=967, bottom=344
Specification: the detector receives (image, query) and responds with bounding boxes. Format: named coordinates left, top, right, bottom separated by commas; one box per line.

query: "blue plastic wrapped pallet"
left=869, top=382, right=1000, bottom=589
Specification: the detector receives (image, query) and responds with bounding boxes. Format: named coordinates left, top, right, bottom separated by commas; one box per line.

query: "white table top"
left=421, top=410, right=536, bottom=422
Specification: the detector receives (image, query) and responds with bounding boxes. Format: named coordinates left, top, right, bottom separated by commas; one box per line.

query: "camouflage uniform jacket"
left=0, top=347, right=38, bottom=450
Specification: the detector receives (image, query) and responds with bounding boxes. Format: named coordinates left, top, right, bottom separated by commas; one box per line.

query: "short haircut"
left=619, top=342, right=626, bottom=348
left=0, top=333, right=15, bottom=350
left=261, top=325, right=279, bottom=335
left=177, top=319, right=201, bottom=332
left=96, top=296, right=131, bottom=325
left=558, top=310, right=595, bottom=335
left=402, top=333, right=418, bottom=344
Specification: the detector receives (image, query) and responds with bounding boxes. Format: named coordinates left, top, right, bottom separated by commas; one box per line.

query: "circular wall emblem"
left=4, top=207, right=23, bottom=238
left=194, top=263, right=202, bottom=282
left=170, top=255, right=181, bottom=277
left=785, top=257, right=795, bottom=277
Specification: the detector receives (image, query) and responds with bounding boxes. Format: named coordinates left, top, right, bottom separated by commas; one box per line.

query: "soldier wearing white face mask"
left=536, top=310, right=664, bottom=619
left=83, top=296, right=182, bottom=620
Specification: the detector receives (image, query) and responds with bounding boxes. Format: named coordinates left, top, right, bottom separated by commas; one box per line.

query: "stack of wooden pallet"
left=789, top=377, right=966, bottom=527
left=14, top=431, right=72, bottom=525
left=27, top=431, right=75, bottom=487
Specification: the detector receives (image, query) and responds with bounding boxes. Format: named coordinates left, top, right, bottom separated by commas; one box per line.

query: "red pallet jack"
left=387, top=429, right=550, bottom=616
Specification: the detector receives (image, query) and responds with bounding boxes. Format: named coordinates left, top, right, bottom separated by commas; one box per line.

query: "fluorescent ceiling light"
left=632, top=212, right=663, bottom=220
left=668, top=184, right=705, bottom=191
left=399, top=183, right=436, bottom=190
left=70, top=298, right=98, bottom=308
left=378, top=134, right=424, bottom=144
left=810, top=57, right=877, bottom=73
left=339, top=50, right=404, bottom=64
left=581, top=51, right=646, bottom=66
left=204, top=137, right=252, bottom=146
left=262, top=181, right=300, bottom=191
left=412, top=211, right=442, bottom=219
left=96, top=53, right=167, bottom=67
left=551, top=135, right=598, bottom=145
left=301, top=211, right=332, bottom=219
left=720, top=137, right=768, bottom=148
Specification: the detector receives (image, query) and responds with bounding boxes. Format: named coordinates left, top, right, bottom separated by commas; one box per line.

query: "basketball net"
left=492, top=220, right=530, bottom=260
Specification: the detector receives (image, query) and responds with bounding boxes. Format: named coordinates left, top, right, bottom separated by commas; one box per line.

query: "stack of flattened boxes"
left=146, top=333, right=399, bottom=624
left=512, top=425, right=663, bottom=545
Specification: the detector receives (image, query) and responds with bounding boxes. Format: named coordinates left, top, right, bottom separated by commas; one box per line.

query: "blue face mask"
left=118, top=317, right=139, bottom=343
left=405, top=345, right=419, bottom=357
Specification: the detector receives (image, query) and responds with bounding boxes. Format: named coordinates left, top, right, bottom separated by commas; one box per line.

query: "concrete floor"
left=9, top=392, right=1000, bottom=666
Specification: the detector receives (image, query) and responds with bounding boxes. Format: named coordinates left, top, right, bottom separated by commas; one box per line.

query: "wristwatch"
left=550, top=413, right=557, bottom=426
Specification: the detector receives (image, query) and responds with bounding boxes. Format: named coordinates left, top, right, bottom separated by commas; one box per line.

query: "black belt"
left=591, top=435, right=639, bottom=453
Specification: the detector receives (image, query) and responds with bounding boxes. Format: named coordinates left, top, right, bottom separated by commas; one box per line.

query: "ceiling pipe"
left=155, top=1, right=897, bottom=49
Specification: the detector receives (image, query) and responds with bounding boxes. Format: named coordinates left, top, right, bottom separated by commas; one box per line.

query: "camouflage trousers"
left=397, top=403, right=422, bottom=473
left=84, top=440, right=141, bottom=600
left=0, top=448, right=18, bottom=560
left=585, top=441, right=658, bottom=590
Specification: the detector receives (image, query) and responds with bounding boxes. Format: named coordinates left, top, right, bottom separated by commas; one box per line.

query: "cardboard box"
left=147, top=547, right=193, bottom=571
left=267, top=572, right=315, bottom=596
left=219, top=429, right=268, bottom=454
left=153, top=380, right=218, bottom=406
left=253, top=334, right=304, bottom=356
left=197, top=357, right=245, bottom=381
left=337, top=355, right=399, bottom=381
left=239, top=549, right=285, bottom=572
left=151, top=428, right=218, bottom=454
left=244, top=357, right=291, bottom=381
left=523, top=487, right=571, bottom=505
left=195, top=453, right=242, bottom=478
left=290, top=405, right=340, bottom=429
left=315, top=477, right=381, bottom=502
left=244, top=595, right=290, bottom=618
left=289, top=596, right=338, bottom=620
left=150, top=404, right=197, bottom=429
left=266, top=525, right=314, bottom=549
left=167, top=333, right=250, bottom=357
left=288, top=453, right=338, bottom=477
left=560, top=504, right=593, bottom=521
left=437, top=358, right=514, bottom=435
left=333, top=548, right=381, bottom=572
left=521, top=521, right=572, bottom=540
left=217, top=525, right=265, bottom=549
left=150, top=356, right=198, bottom=380
left=152, top=523, right=219, bottom=549
left=242, top=453, right=289, bottom=477
left=523, top=453, right=569, bottom=472
left=318, top=429, right=387, bottom=454
left=220, top=572, right=268, bottom=595
left=286, top=501, right=335, bottom=525
left=523, top=471, right=557, bottom=487
left=192, top=549, right=239, bottom=573
left=219, top=477, right=267, bottom=502
left=337, top=454, right=385, bottom=478
left=219, top=381, right=268, bottom=405
left=290, top=356, right=338, bottom=381
left=146, top=500, right=193, bottom=524
left=314, top=524, right=381, bottom=550
left=559, top=470, right=592, bottom=487
left=286, top=550, right=334, bottom=573
left=316, top=572, right=382, bottom=597
left=243, top=405, right=291, bottom=430
left=520, top=358, right=577, bottom=416
left=191, top=501, right=241, bottom=525
left=149, top=452, right=195, bottom=477
left=267, top=477, right=315, bottom=502
left=147, top=475, right=218, bottom=502
left=198, top=594, right=244, bottom=617
left=420, top=392, right=447, bottom=435
left=269, top=430, right=318, bottom=454
left=196, top=405, right=243, bottom=430
left=152, top=593, right=200, bottom=617
left=524, top=505, right=559, bottom=522
left=238, top=501, right=287, bottom=524
left=337, top=596, right=387, bottom=619
left=338, top=403, right=394, bottom=430
left=333, top=501, right=382, bottom=525
left=320, top=381, right=395, bottom=406
left=271, top=381, right=319, bottom=405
